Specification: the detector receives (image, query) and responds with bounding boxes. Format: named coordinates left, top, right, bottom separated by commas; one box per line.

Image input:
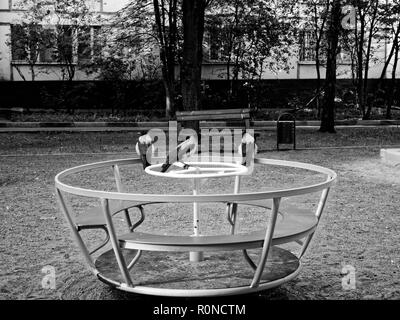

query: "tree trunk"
left=227, top=0, right=240, bottom=102
left=386, top=40, right=399, bottom=119
left=163, top=78, right=175, bottom=119
left=379, top=25, right=400, bottom=119
left=374, top=29, right=398, bottom=117
left=315, top=42, right=322, bottom=118
left=363, top=2, right=379, bottom=120
left=181, top=0, right=206, bottom=133
left=14, top=65, right=26, bottom=81
left=357, top=20, right=365, bottom=117
left=30, top=64, right=35, bottom=81
left=319, top=0, right=341, bottom=133
left=379, top=26, right=400, bottom=81
left=313, top=2, right=327, bottom=118
left=354, top=7, right=366, bottom=118
left=154, top=0, right=177, bottom=119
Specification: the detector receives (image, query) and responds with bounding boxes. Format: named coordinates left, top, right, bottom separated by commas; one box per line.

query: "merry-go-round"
left=55, top=131, right=336, bottom=297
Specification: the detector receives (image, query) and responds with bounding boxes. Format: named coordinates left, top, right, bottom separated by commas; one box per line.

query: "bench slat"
left=176, top=108, right=250, bottom=116
left=176, top=108, right=251, bottom=131
left=177, top=113, right=250, bottom=121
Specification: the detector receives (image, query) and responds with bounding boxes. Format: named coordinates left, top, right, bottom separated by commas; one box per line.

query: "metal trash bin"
left=277, top=113, right=296, bottom=151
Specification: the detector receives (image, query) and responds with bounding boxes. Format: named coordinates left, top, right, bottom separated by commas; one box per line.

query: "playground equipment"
left=55, top=156, right=336, bottom=297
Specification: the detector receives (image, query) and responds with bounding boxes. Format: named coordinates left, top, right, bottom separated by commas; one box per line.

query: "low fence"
left=2, top=79, right=399, bottom=113
left=1, top=120, right=399, bottom=132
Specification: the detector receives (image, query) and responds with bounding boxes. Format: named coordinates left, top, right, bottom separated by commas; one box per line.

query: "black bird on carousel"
left=136, top=132, right=257, bottom=171
left=237, top=133, right=258, bottom=166
left=135, top=133, right=158, bottom=169
left=160, top=135, right=198, bottom=173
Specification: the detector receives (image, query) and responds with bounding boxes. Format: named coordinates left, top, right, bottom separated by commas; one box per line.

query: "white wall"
left=200, top=60, right=300, bottom=80
left=10, top=64, right=99, bottom=81
left=0, top=25, right=11, bottom=81
left=0, top=0, right=9, bottom=10
left=200, top=46, right=394, bottom=81
left=102, top=0, right=130, bottom=12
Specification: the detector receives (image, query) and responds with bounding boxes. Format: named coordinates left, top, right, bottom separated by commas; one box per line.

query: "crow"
left=160, top=135, right=198, bottom=173
left=135, top=133, right=158, bottom=169
left=237, top=133, right=258, bottom=166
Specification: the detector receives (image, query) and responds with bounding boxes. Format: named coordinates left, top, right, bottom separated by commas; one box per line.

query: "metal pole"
left=101, top=198, right=133, bottom=287
left=250, top=197, right=281, bottom=288
left=190, top=168, right=203, bottom=262
left=229, top=175, right=241, bottom=235
left=299, top=187, right=330, bottom=258
left=112, top=165, right=132, bottom=229
left=55, top=188, right=96, bottom=271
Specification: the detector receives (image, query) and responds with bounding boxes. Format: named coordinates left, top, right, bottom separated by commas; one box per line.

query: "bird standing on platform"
left=237, top=133, right=258, bottom=166
left=135, top=133, right=158, bottom=169
left=161, top=135, right=198, bottom=172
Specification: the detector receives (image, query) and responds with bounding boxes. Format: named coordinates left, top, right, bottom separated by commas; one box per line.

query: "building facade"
left=0, top=0, right=399, bottom=81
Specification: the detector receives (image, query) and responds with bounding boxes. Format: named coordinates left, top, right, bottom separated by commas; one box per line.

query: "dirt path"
left=0, top=148, right=399, bottom=300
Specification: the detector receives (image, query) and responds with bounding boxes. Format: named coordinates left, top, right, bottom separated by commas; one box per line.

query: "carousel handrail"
left=54, top=157, right=337, bottom=202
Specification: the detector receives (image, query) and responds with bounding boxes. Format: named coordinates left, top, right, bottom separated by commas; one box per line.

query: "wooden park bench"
left=174, top=108, right=263, bottom=160
left=176, top=108, right=251, bottom=131
left=175, top=108, right=260, bottom=146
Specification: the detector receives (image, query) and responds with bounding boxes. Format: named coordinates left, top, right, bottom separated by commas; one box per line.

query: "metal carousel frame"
left=55, top=157, right=337, bottom=297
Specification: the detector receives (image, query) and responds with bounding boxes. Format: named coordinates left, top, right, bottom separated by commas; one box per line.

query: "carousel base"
left=94, top=246, right=301, bottom=297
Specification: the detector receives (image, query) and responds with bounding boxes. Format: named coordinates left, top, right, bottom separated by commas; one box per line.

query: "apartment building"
left=0, top=0, right=398, bottom=82
left=0, top=0, right=130, bottom=81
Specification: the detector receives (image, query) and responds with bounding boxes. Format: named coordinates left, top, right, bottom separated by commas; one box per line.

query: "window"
left=11, top=24, right=101, bottom=64
left=337, top=47, right=352, bottom=64
left=39, top=27, right=57, bottom=63
left=299, top=29, right=351, bottom=64
left=12, top=0, right=29, bottom=10
left=93, top=26, right=102, bottom=56
left=11, top=24, right=46, bottom=63
left=78, top=27, right=92, bottom=61
left=299, top=30, right=317, bottom=62
left=78, top=26, right=102, bottom=61
left=56, top=25, right=73, bottom=63
left=11, top=25, right=28, bottom=61
left=11, top=24, right=74, bottom=63
left=203, top=26, right=230, bottom=62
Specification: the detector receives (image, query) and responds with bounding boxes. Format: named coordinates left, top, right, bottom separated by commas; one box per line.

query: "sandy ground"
left=1, top=130, right=400, bottom=300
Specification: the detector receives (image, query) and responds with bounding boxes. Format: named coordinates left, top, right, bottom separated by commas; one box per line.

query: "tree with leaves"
left=319, top=0, right=342, bottom=133
left=86, top=0, right=179, bottom=118
left=180, top=0, right=208, bottom=116
left=301, top=0, right=330, bottom=116
left=153, top=0, right=179, bottom=118
left=375, top=0, right=400, bottom=118
left=9, top=22, right=46, bottom=81
left=206, top=0, right=296, bottom=103
left=342, top=0, right=387, bottom=119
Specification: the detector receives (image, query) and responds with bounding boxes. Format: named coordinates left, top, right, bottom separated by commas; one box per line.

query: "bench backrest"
left=176, top=108, right=250, bottom=122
